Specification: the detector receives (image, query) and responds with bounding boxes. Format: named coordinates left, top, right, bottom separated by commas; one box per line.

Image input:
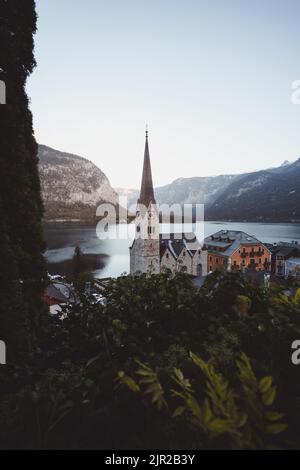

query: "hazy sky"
left=28, top=0, right=300, bottom=188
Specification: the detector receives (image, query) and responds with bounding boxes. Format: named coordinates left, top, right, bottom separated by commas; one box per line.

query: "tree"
left=0, top=0, right=46, bottom=366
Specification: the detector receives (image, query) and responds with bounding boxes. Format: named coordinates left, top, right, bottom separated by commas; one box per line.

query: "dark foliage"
left=1, top=272, right=300, bottom=449
left=0, top=0, right=46, bottom=367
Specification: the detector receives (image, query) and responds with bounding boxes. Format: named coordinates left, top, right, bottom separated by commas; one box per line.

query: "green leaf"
left=202, top=398, right=213, bottom=424
left=265, top=411, right=285, bottom=422
left=145, top=383, right=160, bottom=395
left=266, top=423, right=288, bottom=434
left=86, top=354, right=101, bottom=368
left=259, top=376, right=272, bottom=394
left=172, top=406, right=185, bottom=418
left=236, top=413, right=248, bottom=428
left=262, top=386, right=276, bottom=406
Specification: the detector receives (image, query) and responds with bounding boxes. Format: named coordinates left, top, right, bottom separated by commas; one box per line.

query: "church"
left=130, top=131, right=207, bottom=277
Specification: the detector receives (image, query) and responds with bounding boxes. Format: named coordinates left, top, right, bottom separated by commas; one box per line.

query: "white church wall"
left=160, top=250, right=177, bottom=273
left=192, top=250, right=208, bottom=277
left=177, top=250, right=193, bottom=274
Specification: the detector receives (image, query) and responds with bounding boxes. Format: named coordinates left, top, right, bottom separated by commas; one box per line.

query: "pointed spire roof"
left=138, top=128, right=156, bottom=207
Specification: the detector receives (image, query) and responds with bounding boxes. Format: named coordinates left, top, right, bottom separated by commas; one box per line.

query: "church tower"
left=130, top=129, right=160, bottom=275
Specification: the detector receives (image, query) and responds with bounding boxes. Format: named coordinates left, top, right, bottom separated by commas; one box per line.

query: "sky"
left=27, top=0, right=300, bottom=188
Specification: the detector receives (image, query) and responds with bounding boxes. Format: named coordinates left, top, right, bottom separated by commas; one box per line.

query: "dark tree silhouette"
left=0, top=0, right=46, bottom=366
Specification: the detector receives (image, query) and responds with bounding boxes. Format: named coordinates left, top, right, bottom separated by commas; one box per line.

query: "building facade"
left=130, top=131, right=207, bottom=277
left=204, top=230, right=271, bottom=273
left=268, top=242, right=300, bottom=278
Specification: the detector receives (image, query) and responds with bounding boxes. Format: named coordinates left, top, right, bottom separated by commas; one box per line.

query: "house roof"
left=204, top=230, right=266, bottom=258
left=266, top=242, right=300, bottom=258
left=46, top=282, right=75, bottom=303
left=160, top=232, right=200, bottom=260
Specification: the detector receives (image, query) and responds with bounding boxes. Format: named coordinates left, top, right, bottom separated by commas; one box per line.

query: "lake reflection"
left=44, top=221, right=300, bottom=279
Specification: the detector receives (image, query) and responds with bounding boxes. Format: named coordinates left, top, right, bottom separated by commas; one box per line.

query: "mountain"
left=117, top=159, right=300, bottom=222
left=206, top=159, right=300, bottom=222
left=155, top=174, right=240, bottom=207
left=115, top=187, right=138, bottom=209
left=39, top=145, right=118, bottom=222
left=115, top=175, right=240, bottom=209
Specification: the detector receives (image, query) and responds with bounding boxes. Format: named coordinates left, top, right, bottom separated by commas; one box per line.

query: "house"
left=267, top=242, right=300, bottom=278
left=204, top=230, right=271, bottom=273
left=160, top=232, right=207, bottom=276
left=43, top=282, right=76, bottom=314
left=130, top=130, right=207, bottom=277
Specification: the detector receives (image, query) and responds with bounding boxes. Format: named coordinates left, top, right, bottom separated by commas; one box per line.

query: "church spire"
left=138, top=127, right=156, bottom=207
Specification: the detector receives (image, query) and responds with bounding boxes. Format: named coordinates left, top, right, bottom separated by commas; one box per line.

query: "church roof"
left=159, top=233, right=200, bottom=260
left=138, top=130, right=156, bottom=207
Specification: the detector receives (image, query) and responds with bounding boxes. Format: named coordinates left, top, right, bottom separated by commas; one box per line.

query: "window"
left=166, top=253, right=169, bottom=259
left=136, top=225, right=141, bottom=233
left=210, top=256, right=212, bottom=262
left=259, top=258, right=262, bottom=264
left=216, top=258, right=219, bottom=264
left=183, top=251, right=186, bottom=257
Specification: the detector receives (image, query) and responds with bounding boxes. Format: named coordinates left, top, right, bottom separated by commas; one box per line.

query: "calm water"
left=44, top=222, right=300, bottom=279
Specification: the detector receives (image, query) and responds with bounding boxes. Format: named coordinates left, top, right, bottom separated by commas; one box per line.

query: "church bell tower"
left=129, top=129, right=160, bottom=275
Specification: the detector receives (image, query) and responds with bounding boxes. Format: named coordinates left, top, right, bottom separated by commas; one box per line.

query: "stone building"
left=130, top=131, right=207, bottom=277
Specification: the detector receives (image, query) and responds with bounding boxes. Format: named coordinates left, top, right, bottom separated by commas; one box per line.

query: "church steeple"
left=138, top=127, right=156, bottom=207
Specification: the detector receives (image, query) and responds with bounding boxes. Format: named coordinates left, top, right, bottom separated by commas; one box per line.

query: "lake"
left=44, top=221, right=300, bottom=279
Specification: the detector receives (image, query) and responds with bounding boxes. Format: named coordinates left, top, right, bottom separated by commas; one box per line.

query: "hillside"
left=116, top=174, right=240, bottom=209
left=206, top=159, right=300, bottom=222
left=118, top=160, right=300, bottom=222
left=39, top=145, right=119, bottom=222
